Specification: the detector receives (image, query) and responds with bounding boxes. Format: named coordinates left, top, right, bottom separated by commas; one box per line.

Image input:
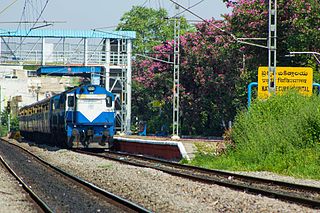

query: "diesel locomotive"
left=19, top=84, right=115, bottom=148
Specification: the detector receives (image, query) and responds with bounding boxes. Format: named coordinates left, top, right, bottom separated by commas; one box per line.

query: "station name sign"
left=258, top=67, right=313, bottom=99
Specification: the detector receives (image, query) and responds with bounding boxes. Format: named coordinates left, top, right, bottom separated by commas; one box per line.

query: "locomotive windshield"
left=106, top=96, right=112, bottom=107
left=67, top=96, right=74, bottom=107
left=76, top=97, right=107, bottom=122
left=76, top=94, right=113, bottom=112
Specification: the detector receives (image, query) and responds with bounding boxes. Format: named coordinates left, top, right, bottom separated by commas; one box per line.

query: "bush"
left=189, top=91, right=320, bottom=180
left=0, top=112, right=19, bottom=136
left=0, top=125, right=7, bottom=137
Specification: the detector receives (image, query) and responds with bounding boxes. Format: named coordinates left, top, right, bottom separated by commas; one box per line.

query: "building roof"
left=0, top=29, right=136, bottom=39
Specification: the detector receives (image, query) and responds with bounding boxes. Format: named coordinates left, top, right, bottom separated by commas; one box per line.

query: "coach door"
left=66, top=93, right=76, bottom=124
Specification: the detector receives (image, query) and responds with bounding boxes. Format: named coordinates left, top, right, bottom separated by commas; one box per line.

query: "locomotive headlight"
left=87, top=86, right=96, bottom=92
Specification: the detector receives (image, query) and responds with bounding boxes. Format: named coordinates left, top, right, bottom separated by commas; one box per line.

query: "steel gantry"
left=0, top=29, right=135, bottom=134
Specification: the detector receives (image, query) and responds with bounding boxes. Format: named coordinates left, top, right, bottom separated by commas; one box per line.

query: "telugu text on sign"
left=258, top=67, right=313, bottom=99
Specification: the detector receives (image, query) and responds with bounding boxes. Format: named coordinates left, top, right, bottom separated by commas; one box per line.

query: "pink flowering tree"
left=132, top=0, right=320, bottom=135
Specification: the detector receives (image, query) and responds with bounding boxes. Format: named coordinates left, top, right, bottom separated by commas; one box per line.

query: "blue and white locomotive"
left=19, top=84, right=115, bottom=148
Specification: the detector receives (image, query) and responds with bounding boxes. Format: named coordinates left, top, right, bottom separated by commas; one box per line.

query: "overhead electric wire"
left=91, top=29, right=135, bottom=39
left=0, top=21, right=65, bottom=24
left=0, top=0, right=19, bottom=16
left=91, top=25, right=118, bottom=30
left=16, top=0, right=28, bottom=31
left=12, top=0, right=51, bottom=55
left=168, top=0, right=230, bottom=36
left=171, top=0, right=205, bottom=18
left=29, top=0, right=50, bottom=31
left=140, top=0, right=149, bottom=7
left=167, top=0, right=268, bottom=49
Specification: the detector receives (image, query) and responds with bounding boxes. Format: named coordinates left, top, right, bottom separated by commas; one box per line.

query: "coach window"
left=68, top=96, right=75, bottom=107
left=106, top=96, right=112, bottom=107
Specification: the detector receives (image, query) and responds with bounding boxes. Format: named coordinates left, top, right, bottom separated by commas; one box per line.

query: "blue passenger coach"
left=19, top=84, right=115, bottom=148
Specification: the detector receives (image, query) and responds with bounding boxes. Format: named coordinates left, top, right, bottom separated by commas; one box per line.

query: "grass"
left=97, top=163, right=113, bottom=170
left=187, top=91, right=320, bottom=180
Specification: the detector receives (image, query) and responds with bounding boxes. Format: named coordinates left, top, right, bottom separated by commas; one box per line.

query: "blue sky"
left=1, top=0, right=230, bottom=30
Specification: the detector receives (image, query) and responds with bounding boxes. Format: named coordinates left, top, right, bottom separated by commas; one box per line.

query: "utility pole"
left=169, top=0, right=277, bottom=96
left=172, top=3, right=180, bottom=140
left=268, top=0, right=277, bottom=93
left=7, top=114, right=10, bottom=132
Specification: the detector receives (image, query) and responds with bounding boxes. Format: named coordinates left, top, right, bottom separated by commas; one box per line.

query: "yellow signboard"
left=258, top=67, right=313, bottom=99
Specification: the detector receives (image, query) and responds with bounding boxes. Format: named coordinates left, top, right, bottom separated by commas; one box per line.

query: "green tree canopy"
left=117, top=6, right=193, bottom=54
left=132, top=0, right=320, bottom=136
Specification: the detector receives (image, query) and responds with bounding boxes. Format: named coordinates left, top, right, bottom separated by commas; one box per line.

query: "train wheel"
left=66, top=136, right=73, bottom=148
left=99, top=137, right=106, bottom=146
left=85, top=136, right=93, bottom=148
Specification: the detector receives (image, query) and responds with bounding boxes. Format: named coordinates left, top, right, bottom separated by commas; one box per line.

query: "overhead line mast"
left=172, top=3, right=181, bottom=139
left=168, top=0, right=277, bottom=97
left=268, top=0, right=277, bottom=93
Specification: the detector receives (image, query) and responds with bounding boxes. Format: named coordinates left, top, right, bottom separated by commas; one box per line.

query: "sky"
left=0, top=0, right=231, bottom=30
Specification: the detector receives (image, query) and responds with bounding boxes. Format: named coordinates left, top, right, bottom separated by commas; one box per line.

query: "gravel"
left=5, top=138, right=320, bottom=212
left=0, top=140, right=128, bottom=213
left=0, top=161, right=37, bottom=213
left=229, top=171, right=320, bottom=188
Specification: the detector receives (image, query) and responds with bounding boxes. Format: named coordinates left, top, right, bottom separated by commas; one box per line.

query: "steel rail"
left=0, top=155, right=53, bottom=213
left=3, top=140, right=151, bottom=213
left=115, top=151, right=320, bottom=193
left=73, top=149, right=320, bottom=209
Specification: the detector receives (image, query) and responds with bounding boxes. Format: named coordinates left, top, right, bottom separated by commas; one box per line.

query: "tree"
left=133, top=0, right=320, bottom=136
left=0, top=110, right=19, bottom=136
left=117, top=6, right=193, bottom=54
left=117, top=6, right=193, bottom=133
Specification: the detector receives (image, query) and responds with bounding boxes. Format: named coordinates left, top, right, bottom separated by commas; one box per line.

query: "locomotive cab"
left=65, top=85, right=115, bottom=148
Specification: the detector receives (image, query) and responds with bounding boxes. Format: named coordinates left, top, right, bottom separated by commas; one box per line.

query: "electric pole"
left=172, top=4, right=180, bottom=139
left=268, top=0, right=277, bottom=93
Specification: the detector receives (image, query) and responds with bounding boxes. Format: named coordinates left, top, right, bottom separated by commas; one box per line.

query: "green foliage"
left=97, top=163, right=113, bottom=170
left=131, top=81, right=171, bottom=134
left=117, top=6, right=193, bottom=54
left=0, top=110, right=19, bottom=136
left=117, top=6, right=194, bottom=135
left=0, top=125, right=7, bottom=137
left=10, top=116, right=19, bottom=131
left=23, top=65, right=39, bottom=70
left=189, top=92, right=320, bottom=179
left=121, top=1, right=320, bottom=136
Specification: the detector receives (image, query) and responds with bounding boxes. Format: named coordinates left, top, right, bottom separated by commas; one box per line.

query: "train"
left=18, top=84, right=116, bottom=148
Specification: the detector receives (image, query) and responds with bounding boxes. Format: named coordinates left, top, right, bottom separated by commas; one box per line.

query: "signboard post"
left=258, top=67, right=313, bottom=99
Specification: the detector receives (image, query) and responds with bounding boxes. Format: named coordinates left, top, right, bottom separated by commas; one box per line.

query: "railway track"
left=0, top=155, right=51, bottom=213
left=73, top=148, right=320, bottom=209
left=0, top=139, right=150, bottom=213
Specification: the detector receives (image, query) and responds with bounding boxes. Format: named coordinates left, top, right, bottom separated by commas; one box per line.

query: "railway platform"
left=114, top=136, right=224, bottom=161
